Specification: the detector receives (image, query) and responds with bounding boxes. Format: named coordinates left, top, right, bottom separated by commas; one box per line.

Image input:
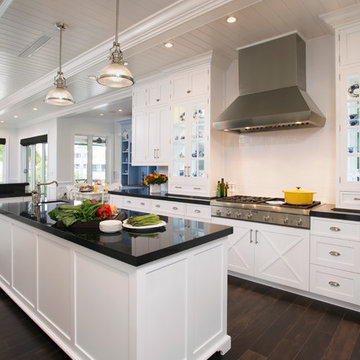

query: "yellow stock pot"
left=282, top=187, right=316, bottom=205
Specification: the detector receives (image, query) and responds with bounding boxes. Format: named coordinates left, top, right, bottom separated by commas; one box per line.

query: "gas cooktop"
left=211, top=195, right=321, bottom=229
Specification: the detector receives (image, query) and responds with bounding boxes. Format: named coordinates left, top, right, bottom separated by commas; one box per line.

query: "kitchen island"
left=0, top=201, right=232, bottom=360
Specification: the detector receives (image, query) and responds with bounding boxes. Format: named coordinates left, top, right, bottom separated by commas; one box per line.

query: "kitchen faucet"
left=32, top=180, right=59, bottom=206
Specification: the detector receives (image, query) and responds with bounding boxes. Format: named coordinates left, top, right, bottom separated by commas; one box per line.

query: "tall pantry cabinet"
left=324, top=8, right=360, bottom=209
left=131, top=53, right=227, bottom=197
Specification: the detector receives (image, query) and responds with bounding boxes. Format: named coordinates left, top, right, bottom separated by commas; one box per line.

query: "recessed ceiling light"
left=99, top=113, right=104, bottom=116
left=33, top=107, right=38, bottom=111
left=0, top=121, right=4, bottom=124
left=13, top=115, right=19, bottom=118
left=164, top=41, right=173, bottom=48
left=226, top=16, right=237, bottom=24
left=88, top=75, right=96, bottom=80
left=118, top=108, right=123, bottom=112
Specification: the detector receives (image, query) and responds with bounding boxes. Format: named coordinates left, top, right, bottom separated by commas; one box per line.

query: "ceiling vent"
left=18, top=35, right=52, bottom=58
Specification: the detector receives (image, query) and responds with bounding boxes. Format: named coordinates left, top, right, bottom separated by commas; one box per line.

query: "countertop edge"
left=0, top=207, right=232, bottom=267
left=108, top=190, right=212, bottom=205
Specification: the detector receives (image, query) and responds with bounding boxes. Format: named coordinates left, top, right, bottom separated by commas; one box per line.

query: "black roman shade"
left=0, top=138, right=5, bottom=145
left=20, top=134, right=47, bottom=146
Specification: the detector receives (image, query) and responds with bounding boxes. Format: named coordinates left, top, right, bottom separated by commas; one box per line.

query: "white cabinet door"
left=211, top=217, right=254, bottom=276
left=170, top=72, right=190, bottom=101
left=132, top=86, right=148, bottom=109
left=148, top=79, right=170, bottom=107
left=339, top=24, right=360, bottom=66
left=132, top=111, right=148, bottom=165
left=147, top=107, right=170, bottom=165
left=189, top=67, right=209, bottom=98
left=254, top=224, right=310, bottom=291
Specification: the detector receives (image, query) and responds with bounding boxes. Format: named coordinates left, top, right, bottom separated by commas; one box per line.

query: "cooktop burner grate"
left=216, top=195, right=274, bottom=204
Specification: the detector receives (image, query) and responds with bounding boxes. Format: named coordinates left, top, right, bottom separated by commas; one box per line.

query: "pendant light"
left=96, top=0, right=134, bottom=88
left=45, top=23, right=74, bottom=106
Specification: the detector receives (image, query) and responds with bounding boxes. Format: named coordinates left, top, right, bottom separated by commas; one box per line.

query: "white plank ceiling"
left=1, top=0, right=360, bottom=127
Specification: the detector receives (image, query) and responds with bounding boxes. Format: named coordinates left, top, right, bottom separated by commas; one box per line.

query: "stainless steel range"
left=211, top=195, right=321, bottom=229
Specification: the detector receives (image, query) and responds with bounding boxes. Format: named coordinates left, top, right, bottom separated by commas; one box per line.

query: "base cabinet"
left=0, top=214, right=230, bottom=360
left=212, top=217, right=310, bottom=291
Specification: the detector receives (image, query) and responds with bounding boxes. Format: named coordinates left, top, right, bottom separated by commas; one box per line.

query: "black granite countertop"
left=0, top=192, right=31, bottom=198
left=0, top=182, right=29, bottom=197
left=0, top=201, right=232, bottom=266
left=311, top=204, right=360, bottom=222
left=108, top=187, right=214, bottom=205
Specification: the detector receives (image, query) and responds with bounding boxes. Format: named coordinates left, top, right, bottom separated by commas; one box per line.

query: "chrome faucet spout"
left=32, top=180, right=59, bottom=206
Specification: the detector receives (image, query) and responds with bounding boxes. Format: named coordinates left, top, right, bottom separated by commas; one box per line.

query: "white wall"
left=56, top=117, right=115, bottom=184
left=0, top=127, right=19, bottom=183
left=223, top=35, right=336, bottom=203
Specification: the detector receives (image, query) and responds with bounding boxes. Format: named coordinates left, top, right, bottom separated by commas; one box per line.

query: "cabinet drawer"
left=169, top=184, right=207, bottom=196
left=109, top=195, right=123, bottom=208
left=151, top=200, right=185, bottom=217
left=339, top=192, right=360, bottom=208
left=185, top=204, right=211, bottom=220
left=311, top=218, right=360, bottom=240
left=310, top=264, right=360, bottom=305
left=122, top=196, right=150, bottom=211
left=311, top=235, right=360, bottom=273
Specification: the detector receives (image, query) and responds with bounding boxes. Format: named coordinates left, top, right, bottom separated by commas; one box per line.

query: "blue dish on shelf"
left=349, top=119, right=359, bottom=126
left=348, top=83, right=360, bottom=97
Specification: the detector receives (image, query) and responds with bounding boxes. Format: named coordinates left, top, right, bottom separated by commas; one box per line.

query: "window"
left=74, top=135, right=107, bottom=184
left=21, top=135, right=48, bottom=191
left=0, top=138, right=6, bottom=183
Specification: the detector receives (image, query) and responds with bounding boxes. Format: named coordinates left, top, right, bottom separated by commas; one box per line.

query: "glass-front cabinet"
left=170, top=97, right=209, bottom=192
left=345, top=71, right=360, bottom=183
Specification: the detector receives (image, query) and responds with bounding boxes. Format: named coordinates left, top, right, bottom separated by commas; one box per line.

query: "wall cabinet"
left=333, top=22, right=360, bottom=209
left=212, top=217, right=310, bottom=291
left=132, top=79, right=171, bottom=166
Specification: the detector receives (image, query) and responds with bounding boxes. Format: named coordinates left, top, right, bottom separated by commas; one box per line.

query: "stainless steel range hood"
left=214, top=33, right=326, bottom=133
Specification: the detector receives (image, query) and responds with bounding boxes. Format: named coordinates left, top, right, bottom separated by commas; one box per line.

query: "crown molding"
left=0, top=0, right=243, bottom=112
left=320, top=4, right=360, bottom=29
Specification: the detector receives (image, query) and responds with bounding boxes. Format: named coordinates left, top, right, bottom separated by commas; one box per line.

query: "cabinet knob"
left=194, top=209, right=201, bottom=213
left=330, top=226, right=341, bottom=232
left=155, top=204, right=160, bottom=208
left=127, top=200, right=131, bottom=203
left=186, top=90, right=191, bottom=94
left=156, top=98, right=160, bottom=102
left=329, top=281, right=340, bottom=287
left=141, top=202, right=145, bottom=206
left=329, top=251, right=341, bottom=257
left=193, top=187, right=201, bottom=190
left=173, top=206, right=178, bottom=210
left=175, top=186, right=182, bottom=189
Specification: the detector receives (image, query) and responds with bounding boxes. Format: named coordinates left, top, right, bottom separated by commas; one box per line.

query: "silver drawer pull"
left=156, top=98, right=160, bottom=102
left=175, top=186, right=182, bottom=189
left=127, top=200, right=131, bottom=203
left=354, top=198, right=360, bottom=200
left=193, top=187, right=201, bottom=190
left=141, top=202, right=145, bottom=205
left=329, top=281, right=340, bottom=287
left=155, top=204, right=160, bottom=208
left=330, top=226, right=341, bottom=232
left=194, top=209, right=200, bottom=213
left=186, top=90, right=191, bottom=94
left=173, top=206, right=178, bottom=210
left=329, top=251, right=341, bottom=257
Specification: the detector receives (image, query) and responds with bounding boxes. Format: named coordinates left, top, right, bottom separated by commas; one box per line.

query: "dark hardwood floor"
left=1, top=276, right=360, bottom=360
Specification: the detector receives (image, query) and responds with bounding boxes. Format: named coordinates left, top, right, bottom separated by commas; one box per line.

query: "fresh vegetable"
left=126, top=214, right=162, bottom=227
left=96, top=204, right=112, bottom=220
left=109, top=204, right=117, bottom=215
left=48, top=200, right=103, bottom=227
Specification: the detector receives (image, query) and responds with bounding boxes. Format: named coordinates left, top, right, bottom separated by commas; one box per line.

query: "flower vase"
left=150, top=184, right=161, bottom=194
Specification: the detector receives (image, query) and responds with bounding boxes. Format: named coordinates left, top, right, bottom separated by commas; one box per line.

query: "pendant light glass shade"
left=96, top=0, right=134, bottom=88
left=45, top=23, right=74, bottom=106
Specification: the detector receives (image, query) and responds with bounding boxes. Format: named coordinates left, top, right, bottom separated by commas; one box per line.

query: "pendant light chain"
left=115, top=0, right=119, bottom=45
left=59, top=26, right=63, bottom=74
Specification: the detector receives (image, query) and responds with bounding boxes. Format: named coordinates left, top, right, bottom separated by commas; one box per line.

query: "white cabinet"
left=212, top=217, right=310, bottom=291
left=147, top=107, right=171, bottom=165
left=170, top=68, right=209, bottom=101
left=132, top=79, right=171, bottom=166
left=331, top=21, right=360, bottom=209
left=169, top=97, right=209, bottom=195
left=310, top=217, right=360, bottom=305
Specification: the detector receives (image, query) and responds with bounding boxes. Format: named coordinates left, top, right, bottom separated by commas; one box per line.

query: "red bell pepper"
left=96, top=204, right=112, bottom=220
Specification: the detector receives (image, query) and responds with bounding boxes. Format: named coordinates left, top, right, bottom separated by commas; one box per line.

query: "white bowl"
left=99, top=220, right=122, bottom=233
